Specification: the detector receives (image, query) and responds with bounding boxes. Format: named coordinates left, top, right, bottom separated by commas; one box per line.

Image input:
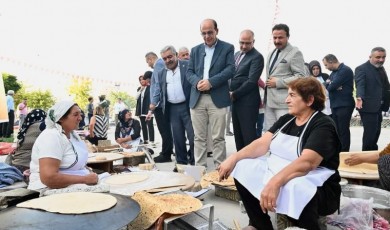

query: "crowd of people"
left=2, top=18, right=390, bottom=229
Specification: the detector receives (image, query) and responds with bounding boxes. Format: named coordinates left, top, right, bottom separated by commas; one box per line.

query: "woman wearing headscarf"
left=309, top=60, right=332, bottom=116
left=28, top=101, right=98, bottom=190
left=87, top=105, right=108, bottom=145
left=115, top=109, right=141, bottom=152
left=5, top=109, right=47, bottom=174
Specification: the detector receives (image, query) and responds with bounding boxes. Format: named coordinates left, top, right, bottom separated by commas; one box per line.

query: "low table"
left=0, top=193, right=140, bottom=230
left=87, top=153, right=124, bottom=173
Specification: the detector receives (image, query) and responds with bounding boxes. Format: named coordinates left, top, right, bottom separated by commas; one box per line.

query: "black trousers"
left=139, top=116, right=155, bottom=142
left=154, top=107, right=173, bottom=157
left=235, top=179, right=338, bottom=230
left=2, top=110, right=15, bottom=137
left=359, top=110, right=382, bottom=151
left=331, top=106, right=354, bottom=151
left=232, top=103, right=258, bottom=151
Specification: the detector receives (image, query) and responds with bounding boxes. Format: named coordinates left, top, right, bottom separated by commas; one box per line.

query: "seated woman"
left=5, top=109, right=46, bottom=174
left=345, top=143, right=390, bottom=191
left=28, top=101, right=98, bottom=190
left=115, top=109, right=141, bottom=152
left=87, top=106, right=108, bottom=145
left=218, top=78, right=341, bottom=230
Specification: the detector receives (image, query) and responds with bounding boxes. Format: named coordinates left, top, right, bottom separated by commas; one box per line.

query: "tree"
left=2, top=73, right=22, bottom=93
left=15, top=85, right=55, bottom=111
left=68, top=78, right=92, bottom=112
left=108, top=91, right=136, bottom=111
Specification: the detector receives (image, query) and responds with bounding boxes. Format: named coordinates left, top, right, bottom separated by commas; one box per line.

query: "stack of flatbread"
left=128, top=191, right=202, bottom=230
left=200, top=170, right=235, bottom=189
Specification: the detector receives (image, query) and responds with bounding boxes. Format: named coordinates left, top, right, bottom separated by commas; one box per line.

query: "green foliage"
left=108, top=91, right=136, bottom=111
left=68, top=78, right=92, bottom=112
left=15, top=85, right=55, bottom=111
left=2, top=73, right=22, bottom=93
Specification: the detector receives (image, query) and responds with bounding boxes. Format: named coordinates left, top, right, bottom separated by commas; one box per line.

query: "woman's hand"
left=344, top=154, right=363, bottom=166
left=217, top=154, right=237, bottom=181
left=84, top=172, right=98, bottom=185
left=260, top=179, right=281, bottom=213
left=121, top=143, right=131, bottom=149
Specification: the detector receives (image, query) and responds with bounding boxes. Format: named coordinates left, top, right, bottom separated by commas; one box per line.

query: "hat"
left=7, top=90, right=14, bottom=95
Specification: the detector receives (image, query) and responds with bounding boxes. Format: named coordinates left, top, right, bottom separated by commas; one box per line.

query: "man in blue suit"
left=151, top=45, right=195, bottom=166
left=145, top=52, right=174, bottom=162
left=187, top=18, right=235, bottom=167
left=355, top=47, right=390, bottom=151
left=323, top=54, right=355, bottom=152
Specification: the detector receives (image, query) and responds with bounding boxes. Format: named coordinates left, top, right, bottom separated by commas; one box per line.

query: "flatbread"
left=339, top=154, right=378, bottom=174
left=16, top=192, right=117, bottom=214
left=104, top=173, right=149, bottom=185
left=200, top=170, right=235, bottom=188
left=128, top=191, right=202, bottom=229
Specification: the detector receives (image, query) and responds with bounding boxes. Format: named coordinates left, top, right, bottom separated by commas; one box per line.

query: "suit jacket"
left=150, top=58, right=165, bottom=107
left=135, top=85, right=150, bottom=116
left=156, top=60, right=191, bottom=114
left=355, top=61, right=390, bottom=112
left=230, top=48, right=264, bottom=106
left=265, top=43, right=307, bottom=108
left=326, top=63, right=355, bottom=109
left=186, top=39, right=235, bottom=108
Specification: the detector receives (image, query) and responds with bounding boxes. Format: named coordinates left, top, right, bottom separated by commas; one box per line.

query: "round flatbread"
left=339, top=154, right=378, bottom=174
left=128, top=191, right=203, bottom=229
left=104, top=173, right=149, bottom=185
left=16, top=192, right=117, bottom=214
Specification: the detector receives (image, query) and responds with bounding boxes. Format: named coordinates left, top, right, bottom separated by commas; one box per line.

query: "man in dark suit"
left=355, top=47, right=390, bottom=151
left=187, top=18, right=235, bottom=167
left=230, top=30, right=264, bottom=151
left=323, top=54, right=355, bottom=151
left=152, top=45, right=194, bottom=165
left=145, top=52, right=174, bottom=163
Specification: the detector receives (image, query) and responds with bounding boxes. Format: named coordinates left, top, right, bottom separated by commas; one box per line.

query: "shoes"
left=226, top=131, right=234, bottom=136
left=153, top=154, right=172, bottom=163
left=207, top=152, right=213, bottom=157
left=173, top=166, right=178, bottom=172
left=242, top=226, right=257, bottom=230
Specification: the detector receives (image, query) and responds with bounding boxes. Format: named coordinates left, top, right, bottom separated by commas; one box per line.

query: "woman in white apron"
left=28, top=101, right=98, bottom=190
left=218, top=78, right=341, bottom=230
left=115, top=109, right=142, bottom=152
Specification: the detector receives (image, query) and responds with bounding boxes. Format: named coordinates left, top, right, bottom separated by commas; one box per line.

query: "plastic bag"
left=327, top=196, right=373, bottom=230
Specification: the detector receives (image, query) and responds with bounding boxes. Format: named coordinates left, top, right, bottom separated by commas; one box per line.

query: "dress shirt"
left=6, top=95, right=14, bottom=112
left=203, top=41, right=217, bottom=80
left=166, top=65, right=186, bottom=104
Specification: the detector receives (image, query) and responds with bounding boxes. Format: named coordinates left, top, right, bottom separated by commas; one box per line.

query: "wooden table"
left=0, top=193, right=140, bottom=230
left=87, top=153, right=124, bottom=173
left=339, top=152, right=379, bottom=185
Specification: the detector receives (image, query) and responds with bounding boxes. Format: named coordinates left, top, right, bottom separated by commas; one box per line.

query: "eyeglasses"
left=201, top=31, right=214, bottom=37
left=239, top=41, right=253, bottom=45
left=162, top=55, right=174, bottom=61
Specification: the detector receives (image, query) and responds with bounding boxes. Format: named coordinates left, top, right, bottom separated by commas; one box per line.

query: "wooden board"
left=339, top=153, right=379, bottom=180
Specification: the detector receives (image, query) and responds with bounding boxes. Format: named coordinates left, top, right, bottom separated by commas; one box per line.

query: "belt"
left=168, top=101, right=186, bottom=105
left=200, top=90, right=211, bottom=94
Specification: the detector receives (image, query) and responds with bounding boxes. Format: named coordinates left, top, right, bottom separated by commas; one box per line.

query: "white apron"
left=122, top=129, right=141, bottom=153
left=59, top=135, right=89, bottom=176
left=232, top=111, right=335, bottom=219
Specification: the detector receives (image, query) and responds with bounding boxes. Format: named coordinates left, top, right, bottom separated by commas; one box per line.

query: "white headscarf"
left=45, top=100, right=76, bottom=132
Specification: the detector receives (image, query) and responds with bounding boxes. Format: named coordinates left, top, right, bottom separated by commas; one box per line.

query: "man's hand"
left=266, top=77, right=277, bottom=88
left=197, top=79, right=211, bottom=91
left=356, top=98, right=363, bottom=109
left=146, top=111, right=153, bottom=121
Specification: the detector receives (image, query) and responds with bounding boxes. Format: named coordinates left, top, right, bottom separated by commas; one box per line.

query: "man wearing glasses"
left=187, top=18, right=235, bottom=168
left=230, top=30, right=264, bottom=151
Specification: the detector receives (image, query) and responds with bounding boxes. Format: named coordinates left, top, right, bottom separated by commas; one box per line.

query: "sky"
left=1, top=0, right=390, bottom=99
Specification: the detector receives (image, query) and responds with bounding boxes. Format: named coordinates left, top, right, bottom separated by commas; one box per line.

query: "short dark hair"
left=288, top=78, right=325, bottom=111
left=272, top=24, right=290, bottom=37
left=143, top=71, right=153, bottom=80
left=323, top=54, right=338, bottom=63
left=88, top=96, right=93, bottom=102
left=145, top=52, right=157, bottom=58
